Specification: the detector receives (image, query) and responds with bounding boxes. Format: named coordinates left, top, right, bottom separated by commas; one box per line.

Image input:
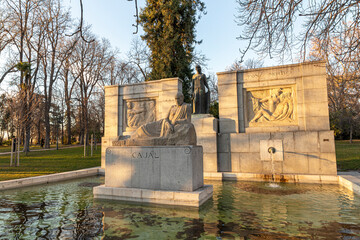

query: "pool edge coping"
left=0, top=167, right=101, bottom=191
left=0, top=168, right=359, bottom=196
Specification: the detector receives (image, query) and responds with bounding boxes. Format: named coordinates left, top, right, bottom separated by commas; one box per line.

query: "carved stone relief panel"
left=245, top=86, right=297, bottom=127
left=124, top=99, right=156, bottom=131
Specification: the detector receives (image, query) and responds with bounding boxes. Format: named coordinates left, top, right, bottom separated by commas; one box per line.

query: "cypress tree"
left=139, top=0, right=205, bottom=102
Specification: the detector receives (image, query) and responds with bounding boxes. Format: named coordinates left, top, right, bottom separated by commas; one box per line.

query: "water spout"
left=268, top=146, right=279, bottom=188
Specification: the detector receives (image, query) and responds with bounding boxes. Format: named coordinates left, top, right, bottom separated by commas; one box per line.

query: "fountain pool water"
left=0, top=176, right=360, bottom=239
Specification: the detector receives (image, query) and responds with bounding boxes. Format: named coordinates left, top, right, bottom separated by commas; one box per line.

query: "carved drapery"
left=125, top=100, right=156, bottom=131
left=246, top=87, right=296, bottom=126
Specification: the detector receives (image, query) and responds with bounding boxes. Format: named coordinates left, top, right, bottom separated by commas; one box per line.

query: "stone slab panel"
left=218, top=152, right=231, bottom=172
left=230, top=133, right=249, bottom=153
left=262, top=161, right=283, bottom=174
left=101, top=137, right=118, bottom=168
left=218, top=83, right=238, bottom=97
left=239, top=153, right=262, bottom=173
left=219, top=118, right=237, bottom=133
left=217, top=72, right=237, bottom=85
left=219, top=95, right=238, bottom=109
left=245, top=126, right=299, bottom=133
left=305, top=116, right=330, bottom=131
left=192, top=116, right=218, bottom=134
left=294, top=131, right=319, bottom=153
left=270, top=132, right=295, bottom=152
left=302, top=88, right=328, bottom=103
left=320, top=152, right=337, bottom=175
left=307, top=152, right=321, bottom=174
left=319, top=131, right=336, bottom=153
left=196, top=133, right=217, bottom=154
left=249, top=133, right=271, bottom=153
left=305, top=102, right=330, bottom=117
left=93, top=185, right=213, bottom=207
left=203, top=153, right=218, bottom=172
left=231, top=152, right=240, bottom=172
left=218, top=133, right=230, bottom=153
left=283, top=152, right=309, bottom=174
left=105, top=146, right=203, bottom=192
left=302, top=76, right=327, bottom=90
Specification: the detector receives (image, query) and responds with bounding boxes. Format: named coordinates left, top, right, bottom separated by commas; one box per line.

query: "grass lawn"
left=0, top=140, right=358, bottom=182
left=0, top=143, right=74, bottom=153
left=336, top=140, right=360, bottom=171
left=0, top=146, right=101, bottom=181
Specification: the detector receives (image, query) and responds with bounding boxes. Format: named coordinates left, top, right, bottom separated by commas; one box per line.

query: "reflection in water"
left=0, top=178, right=359, bottom=239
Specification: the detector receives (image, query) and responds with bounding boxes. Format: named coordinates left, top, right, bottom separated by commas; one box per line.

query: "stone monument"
left=216, top=61, right=337, bottom=177
left=94, top=92, right=213, bottom=207
left=192, top=65, right=210, bottom=114
left=114, top=92, right=196, bottom=146
left=191, top=65, right=219, bottom=174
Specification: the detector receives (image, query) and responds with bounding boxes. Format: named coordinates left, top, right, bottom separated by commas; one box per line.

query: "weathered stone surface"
left=239, top=153, right=262, bottom=173
left=203, top=153, right=218, bottom=172
left=105, top=146, right=203, bottom=192
left=217, top=61, right=331, bottom=134
left=218, top=152, right=231, bottom=172
left=104, top=78, right=182, bottom=138
left=294, top=131, right=319, bottom=153
left=260, top=140, right=284, bottom=161
left=249, top=133, right=271, bottom=152
left=283, top=152, right=309, bottom=174
left=116, top=93, right=196, bottom=146
left=319, top=131, right=336, bottom=153
left=93, top=185, right=213, bottom=207
left=230, top=134, right=249, bottom=152
left=247, top=87, right=297, bottom=126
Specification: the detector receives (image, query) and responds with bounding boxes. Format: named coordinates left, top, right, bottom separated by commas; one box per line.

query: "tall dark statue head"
left=195, top=65, right=202, bottom=74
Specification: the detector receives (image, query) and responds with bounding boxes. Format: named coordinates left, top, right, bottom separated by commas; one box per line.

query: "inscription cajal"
left=125, top=100, right=156, bottom=131
left=246, top=87, right=297, bottom=126
left=131, top=151, right=160, bottom=159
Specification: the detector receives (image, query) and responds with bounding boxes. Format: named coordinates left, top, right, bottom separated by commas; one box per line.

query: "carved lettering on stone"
left=125, top=100, right=156, bottom=130
left=131, top=151, right=160, bottom=159
left=246, top=87, right=296, bottom=126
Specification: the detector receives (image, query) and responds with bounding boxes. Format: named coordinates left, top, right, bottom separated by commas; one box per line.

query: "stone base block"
left=105, top=146, right=203, bottom=191
left=93, top=185, right=213, bottom=207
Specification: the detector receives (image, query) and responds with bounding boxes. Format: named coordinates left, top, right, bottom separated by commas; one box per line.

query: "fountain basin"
left=0, top=176, right=360, bottom=239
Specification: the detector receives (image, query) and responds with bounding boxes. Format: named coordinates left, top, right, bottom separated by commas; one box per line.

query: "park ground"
left=0, top=141, right=359, bottom=181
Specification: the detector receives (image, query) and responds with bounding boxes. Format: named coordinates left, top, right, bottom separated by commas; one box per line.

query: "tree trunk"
left=66, top=103, right=71, bottom=145
left=44, top=102, right=51, bottom=149
left=349, top=123, right=353, bottom=144
left=37, top=119, right=41, bottom=145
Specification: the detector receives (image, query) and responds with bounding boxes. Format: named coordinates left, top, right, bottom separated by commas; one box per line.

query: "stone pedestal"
left=94, top=146, right=213, bottom=207
left=192, top=114, right=219, bottom=173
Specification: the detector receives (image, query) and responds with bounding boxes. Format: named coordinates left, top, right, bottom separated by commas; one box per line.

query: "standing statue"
left=192, top=65, right=210, bottom=114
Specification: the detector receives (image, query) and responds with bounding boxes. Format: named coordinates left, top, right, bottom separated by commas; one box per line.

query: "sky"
left=63, top=0, right=282, bottom=75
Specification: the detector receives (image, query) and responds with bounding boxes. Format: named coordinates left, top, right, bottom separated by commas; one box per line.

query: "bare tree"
left=3, top=0, right=47, bottom=152
left=236, top=0, right=360, bottom=61
left=71, top=36, right=113, bottom=145
left=40, top=0, right=73, bottom=148
left=226, top=58, right=264, bottom=71
left=126, top=37, right=150, bottom=81
left=309, top=26, right=360, bottom=141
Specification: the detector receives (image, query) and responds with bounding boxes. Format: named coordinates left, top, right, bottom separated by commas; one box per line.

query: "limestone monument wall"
left=102, top=78, right=219, bottom=171
left=216, top=61, right=337, bottom=175
left=101, top=78, right=182, bottom=167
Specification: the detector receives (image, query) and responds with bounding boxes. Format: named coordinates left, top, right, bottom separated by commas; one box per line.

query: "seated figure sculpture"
left=113, top=92, right=197, bottom=146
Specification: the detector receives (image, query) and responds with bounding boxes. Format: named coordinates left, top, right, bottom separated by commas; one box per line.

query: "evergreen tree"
left=139, top=0, right=205, bottom=101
